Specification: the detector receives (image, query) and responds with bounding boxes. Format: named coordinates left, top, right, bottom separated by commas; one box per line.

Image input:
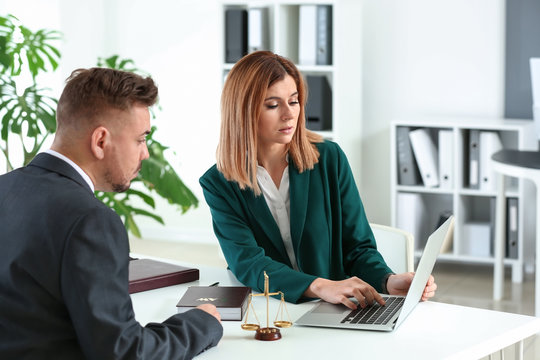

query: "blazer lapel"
left=289, top=163, right=309, bottom=252
left=243, top=189, right=290, bottom=258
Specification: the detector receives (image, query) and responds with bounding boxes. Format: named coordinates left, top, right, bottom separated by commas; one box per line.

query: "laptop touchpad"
left=312, top=302, right=349, bottom=314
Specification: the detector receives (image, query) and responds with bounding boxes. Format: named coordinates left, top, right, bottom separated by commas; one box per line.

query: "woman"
left=200, top=51, right=436, bottom=309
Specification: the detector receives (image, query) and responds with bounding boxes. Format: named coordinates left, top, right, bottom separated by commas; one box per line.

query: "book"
left=176, top=286, right=251, bottom=321
left=409, top=128, right=439, bottom=188
left=128, top=259, right=199, bottom=294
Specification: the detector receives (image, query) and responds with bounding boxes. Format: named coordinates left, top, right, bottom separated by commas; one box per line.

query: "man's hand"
left=196, top=304, right=222, bottom=322
left=386, top=272, right=437, bottom=301
left=304, top=277, right=386, bottom=310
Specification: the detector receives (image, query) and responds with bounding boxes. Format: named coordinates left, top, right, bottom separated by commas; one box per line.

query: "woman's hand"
left=304, top=277, right=386, bottom=310
left=386, top=272, right=437, bottom=301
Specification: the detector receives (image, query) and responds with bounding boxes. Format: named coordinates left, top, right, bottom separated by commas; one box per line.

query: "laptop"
left=295, top=215, right=454, bottom=332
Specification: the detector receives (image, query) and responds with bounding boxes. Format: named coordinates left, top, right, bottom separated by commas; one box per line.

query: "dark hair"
left=56, top=67, right=158, bottom=132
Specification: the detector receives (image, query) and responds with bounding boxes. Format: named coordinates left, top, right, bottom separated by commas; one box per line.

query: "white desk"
left=131, top=257, right=540, bottom=360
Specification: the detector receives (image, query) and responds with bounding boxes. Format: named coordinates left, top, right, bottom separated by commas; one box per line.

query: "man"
left=0, top=68, right=223, bottom=359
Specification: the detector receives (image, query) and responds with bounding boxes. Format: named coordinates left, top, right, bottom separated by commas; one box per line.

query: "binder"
left=225, top=9, right=248, bottom=63
left=316, top=5, right=332, bottom=65
left=396, top=192, right=425, bottom=250
left=305, top=75, right=332, bottom=130
left=248, top=7, right=269, bottom=53
left=409, top=128, right=439, bottom=188
left=396, top=127, right=422, bottom=186
left=479, top=131, right=502, bottom=192
left=299, top=5, right=317, bottom=65
left=438, top=129, right=454, bottom=189
left=489, top=196, right=496, bottom=256
left=506, top=197, right=518, bottom=259
left=468, top=130, right=480, bottom=189
left=128, top=259, right=199, bottom=294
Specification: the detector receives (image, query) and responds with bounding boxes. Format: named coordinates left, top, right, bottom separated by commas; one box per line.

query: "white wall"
left=1, top=0, right=508, bottom=241
left=0, top=0, right=224, bottom=243
left=360, top=0, right=505, bottom=225
left=101, top=0, right=224, bottom=243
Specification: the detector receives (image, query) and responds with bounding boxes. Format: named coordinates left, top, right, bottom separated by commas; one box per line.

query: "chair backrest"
left=370, top=223, right=415, bottom=273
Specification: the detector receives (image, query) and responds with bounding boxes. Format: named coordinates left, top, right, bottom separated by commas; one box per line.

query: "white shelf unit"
left=221, top=0, right=337, bottom=139
left=391, top=117, right=538, bottom=282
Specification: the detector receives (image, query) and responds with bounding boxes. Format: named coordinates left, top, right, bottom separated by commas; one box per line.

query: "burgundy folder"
left=128, top=258, right=199, bottom=294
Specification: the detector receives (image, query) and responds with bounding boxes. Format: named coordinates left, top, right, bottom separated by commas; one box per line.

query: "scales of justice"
left=241, top=271, right=292, bottom=341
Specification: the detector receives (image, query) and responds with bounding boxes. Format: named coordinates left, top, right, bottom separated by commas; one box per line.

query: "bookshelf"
left=221, top=0, right=336, bottom=139
left=390, top=117, right=538, bottom=282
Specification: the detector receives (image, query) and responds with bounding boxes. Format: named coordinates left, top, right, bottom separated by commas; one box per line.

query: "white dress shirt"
left=256, top=164, right=299, bottom=271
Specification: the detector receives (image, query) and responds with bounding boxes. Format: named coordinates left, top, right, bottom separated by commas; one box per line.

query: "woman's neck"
left=258, top=144, right=288, bottom=188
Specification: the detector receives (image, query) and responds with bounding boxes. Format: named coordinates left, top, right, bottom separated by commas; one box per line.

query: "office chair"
left=371, top=223, right=415, bottom=273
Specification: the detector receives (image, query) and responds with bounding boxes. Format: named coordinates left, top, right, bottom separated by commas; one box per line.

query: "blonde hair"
left=217, top=51, right=322, bottom=195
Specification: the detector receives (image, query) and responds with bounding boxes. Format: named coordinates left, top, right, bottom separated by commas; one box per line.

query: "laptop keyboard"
left=340, top=296, right=404, bottom=325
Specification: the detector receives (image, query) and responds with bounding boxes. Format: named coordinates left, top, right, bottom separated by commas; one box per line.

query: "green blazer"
left=200, top=140, right=392, bottom=303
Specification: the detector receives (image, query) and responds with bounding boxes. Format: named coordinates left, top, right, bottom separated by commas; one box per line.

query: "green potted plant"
left=0, top=14, right=198, bottom=237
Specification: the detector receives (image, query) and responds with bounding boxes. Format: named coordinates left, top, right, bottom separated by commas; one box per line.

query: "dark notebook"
left=176, top=286, right=251, bottom=321
left=128, top=258, right=199, bottom=294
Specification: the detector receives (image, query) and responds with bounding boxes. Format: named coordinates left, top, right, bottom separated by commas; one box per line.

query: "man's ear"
left=90, top=126, right=109, bottom=160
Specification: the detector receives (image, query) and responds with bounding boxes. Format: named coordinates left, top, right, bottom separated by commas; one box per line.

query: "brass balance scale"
left=241, top=271, right=292, bottom=341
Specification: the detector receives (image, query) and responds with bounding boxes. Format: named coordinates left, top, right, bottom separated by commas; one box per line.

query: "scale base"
left=255, top=327, right=281, bottom=341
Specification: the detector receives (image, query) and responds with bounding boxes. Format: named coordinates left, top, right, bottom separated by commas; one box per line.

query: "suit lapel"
left=244, top=189, right=291, bottom=260
left=289, top=162, right=309, bottom=251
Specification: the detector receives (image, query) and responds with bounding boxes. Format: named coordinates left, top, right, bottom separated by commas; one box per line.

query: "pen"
left=209, top=282, right=219, bottom=287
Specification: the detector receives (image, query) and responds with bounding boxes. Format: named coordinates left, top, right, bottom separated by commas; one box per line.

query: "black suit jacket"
left=0, top=153, right=222, bottom=359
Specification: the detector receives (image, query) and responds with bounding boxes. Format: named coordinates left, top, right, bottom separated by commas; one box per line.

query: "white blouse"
left=256, top=164, right=298, bottom=271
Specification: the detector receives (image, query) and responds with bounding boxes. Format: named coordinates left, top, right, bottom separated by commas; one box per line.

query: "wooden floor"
left=130, top=237, right=540, bottom=359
